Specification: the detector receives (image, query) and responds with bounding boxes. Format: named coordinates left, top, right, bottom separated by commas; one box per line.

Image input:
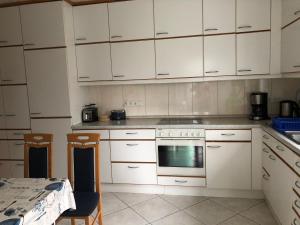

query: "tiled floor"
left=58, top=192, right=278, bottom=225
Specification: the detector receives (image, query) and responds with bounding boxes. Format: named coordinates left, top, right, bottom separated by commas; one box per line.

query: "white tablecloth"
left=0, top=178, right=76, bottom=225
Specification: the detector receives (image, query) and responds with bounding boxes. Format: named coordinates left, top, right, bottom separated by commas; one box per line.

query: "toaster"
left=110, top=109, right=126, bottom=120
left=82, top=104, right=98, bottom=123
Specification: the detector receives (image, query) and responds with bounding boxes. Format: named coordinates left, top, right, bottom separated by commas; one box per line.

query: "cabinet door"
left=101, top=141, right=112, bottom=183
left=203, top=0, right=235, bottom=34
left=8, top=141, right=24, bottom=160
left=0, top=89, right=5, bottom=129
left=111, top=41, right=155, bottom=80
left=237, top=32, right=270, bottom=75
left=25, top=49, right=71, bottom=117
left=20, top=2, right=66, bottom=49
left=0, top=161, right=11, bottom=177
left=0, top=47, right=26, bottom=84
left=0, top=141, right=9, bottom=160
left=76, top=44, right=112, bottom=81
left=73, top=4, right=109, bottom=43
left=282, top=21, right=300, bottom=73
left=237, top=0, right=271, bottom=32
left=282, top=0, right=300, bottom=27
left=109, top=0, right=154, bottom=41
left=156, top=37, right=203, bottom=78
left=0, top=7, right=22, bottom=46
left=2, top=86, right=30, bottom=129
left=206, top=142, right=251, bottom=190
left=204, top=34, right=235, bottom=76
left=154, top=0, right=202, bottom=38
left=11, top=161, right=24, bottom=178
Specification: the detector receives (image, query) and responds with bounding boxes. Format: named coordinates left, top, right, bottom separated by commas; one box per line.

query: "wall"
left=85, top=78, right=300, bottom=117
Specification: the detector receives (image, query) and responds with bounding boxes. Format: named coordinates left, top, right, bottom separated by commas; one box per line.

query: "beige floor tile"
left=220, top=215, right=257, bottom=225
left=102, top=192, right=128, bottom=215
left=240, top=202, right=278, bottom=225
left=152, top=211, right=204, bottom=225
left=114, top=192, right=157, bottom=206
left=160, top=195, right=207, bottom=209
left=210, top=197, right=263, bottom=213
left=185, top=199, right=236, bottom=225
left=104, top=208, right=148, bottom=225
left=132, top=197, right=178, bottom=222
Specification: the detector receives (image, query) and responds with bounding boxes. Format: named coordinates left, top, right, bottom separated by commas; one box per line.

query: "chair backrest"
left=67, top=133, right=101, bottom=193
left=24, top=133, right=53, bottom=178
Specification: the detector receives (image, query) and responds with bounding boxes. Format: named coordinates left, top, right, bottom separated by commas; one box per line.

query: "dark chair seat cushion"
left=62, top=192, right=99, bottom=217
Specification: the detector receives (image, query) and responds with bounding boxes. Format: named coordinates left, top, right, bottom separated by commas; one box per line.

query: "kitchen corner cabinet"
left=154, top=0, right=203, bottom=38
left=203, top=0, right=235, bottom=34
left=0, top=6, right=23, bottom=47
left=111, top=41, right=155, bottom=80
left=204, top=34, right=235, bottom=76
left=236, top=0, right=271, bottom=32
left=237, top=32, right=270, bottom=75
left=156, top=37, right=203, bottom=79
left=282, top=0, right=300, bottom=28
left=73, top=4, right=109, bottom=44
left=20, top=2, right=67, bottom=49
left=108, top=0, right=154, bottom=41
left=76, top=44, right=112, bottom=81
left=25, top=48, right=71, bottom=118
left=0, top=47, right=26, bottom=84
left=206, top=142, right=251, bottom=190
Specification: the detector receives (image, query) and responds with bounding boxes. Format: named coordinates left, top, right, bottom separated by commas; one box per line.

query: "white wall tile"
left=169, top=83, right=193, bottom=115
left=99, top=85, right=124, bottom=115
left=145, top=84, right=169, bottom=116
left=123, top=85, right=146, bottom=116
left=193, top=82, right=218, bottom=115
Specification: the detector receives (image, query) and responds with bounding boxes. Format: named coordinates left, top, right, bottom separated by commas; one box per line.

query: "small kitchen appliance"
left=81, top=104, right=98, bottom=123
left=110, top=109, right=126, bottom=121
left=249, top=92, right=269, bottom=120
left=279, top=100, right=299, bottom=118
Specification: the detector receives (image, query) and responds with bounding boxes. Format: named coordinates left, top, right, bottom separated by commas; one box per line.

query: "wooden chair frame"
left=24, top=133, right=53, bottom=178
left=65, top=133, right=103, bottom=225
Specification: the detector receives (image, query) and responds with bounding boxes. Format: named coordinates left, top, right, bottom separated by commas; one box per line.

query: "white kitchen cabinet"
left=0, top=161, right=11, bottom=177
left=206, top=130, right=252, bottom=141
left=110, top=129, right=155, bottom=140
left=282, top=21, right=300, bottom=73
left=262, top=168, right=271, bottom=201
left=0, top=89, right=5, bottom=129
left=111, top=41, right=155, bottom=80
left=0, top=6, right=23, bottom=46
left=109, top=0, right=154, bottom=41
left=8, top=141, right=24, bottom=160
left=203, top=0, right=235, bottom=34
left=73, top=4, right=109, bottom=43
left=154, top=0, right=202, bottom=38
left=204, top=34, right=235, bottom=76
left=6, top=130, right=31, bottom=140
left=237, top=32, right=270, bottom=75
left=0, top=46, right=26, bottom=84
left=156, top=37, right=203, bottom=79
left=282, top=0, right=300, bottom=27
left=25, top=48, right=71, bottom=117
left=20, top=2, right=67, bottom=49
left=0, top=141, right=9, bottom=159
left=206, top=142, right=251, bottom=190
left=2, top=86, right=30, bottom=129
left=76, top=44, right=112, bottom=81
left=236, top=0, right=271, bottom=32
left=158, top=176, right=206, bottom=187
left=11, top=161, right=24, bottom=178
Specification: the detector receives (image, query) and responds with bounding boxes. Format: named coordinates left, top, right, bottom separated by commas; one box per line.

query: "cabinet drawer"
left=0, top=131, right=6, bottom=139
left=73, top=129, right=109, bottom=140
left=6, top=130, right=31, bottom=140
left=158, top=176, right=206, bottom=187
left=0, top=161, right=11, bottom=177
left=110, top=129, right=155, bottom=139
left=206, top=130, right=251, bottom=141
left=111, top=141, right=156, bottom=162
left=112, top=163, right=157, bottom=184
left=11, top=161, right=24, bottom=178
left=8, top=141, right=24, bottom=160
left=262, top=143, right=271, bottom=172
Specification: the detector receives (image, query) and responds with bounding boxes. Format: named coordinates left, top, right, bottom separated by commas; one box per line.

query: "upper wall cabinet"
left=282, top=0, right=300, bottom=27
left=154, top=0, right=202, bottom=38
left=237, top=32, right=270, bottom=75
left=111, top=41, right=155, bottom=80
left=0, top=47, right=26, bottom=85
left=73, top=4, right=109, bottom=44
left=203, top=0, right=235, bottom=34
left=156, top=37, right=203, bottom=79
left=0, top=7, right=23, bottom=47
left=108, top=0, right=154, bottom=41
left=20, top=2, right=67, bottom=49
left=236, top=0, right=271, bottom=32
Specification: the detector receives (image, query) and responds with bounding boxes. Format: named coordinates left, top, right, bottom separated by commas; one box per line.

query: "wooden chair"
left=24, top=133, right=53, bottom=178
left=61, top=133, right=103, bottom=225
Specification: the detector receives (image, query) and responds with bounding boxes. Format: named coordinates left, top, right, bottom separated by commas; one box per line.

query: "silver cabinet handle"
left=221, top=133, right=235, bottom=136
left=292, top=218, right=300, bottom=225
left=31, top=113, right=41, bottom=115
left=294, top=10, right=300, bottom=15
left=1, top=80, right=13, bottom=82
left=111, top=35, right=122, bottom=39
left=157, top=73, right=170, bottom=76
left=24, top=43, right=35, bottom=46
left=126, top=144, right=139, bottom=147
left=294, top=200, right=300, bottom=209
left=16, top=163, right=24, bottom=166
left=204, top=28, right=219, bottom=31
left=13, top=133, right=23, bottom=135
left=293, top=65, right=300, bottom=68
left=238, top=25, right=252, bottom=29
left=269, top=155, right=276, bottom=161
left=238, top=69, right=252, bottom=72
left=128, top=166, right=139, bottom=169
left=175, top=180, right=188, bottom=184
left=5, top=114, right=16, bottom=117
left=263, top=135, right=270, bottom=139
left=14, top=143, right=24, bottom=146
left=126, top=132, right=138, bottom=135
left=262, top=148, right=269, bottom=153
left=113, top=75, right=125, bottom=78
left=79, top=76, right=90, bottom=79
left=0, top=41, right=8, bottom=43
left=295, top=161, right=300, bottom=168
left=156, top=32, right=169, bottom=35
left=295, top=181, right=300, bottom=189
left=276, top=145, right=285, bottom=151
left=262, top=174, right=269, bottom=180
left=207, top=145, right=221, bottom=148
left=205, top=71, right=219, bottom=74
left=76, top=37, right=87, bottom=41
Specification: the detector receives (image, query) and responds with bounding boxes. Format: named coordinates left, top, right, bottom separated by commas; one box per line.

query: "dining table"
left=0, top=178, right=76, bottom=225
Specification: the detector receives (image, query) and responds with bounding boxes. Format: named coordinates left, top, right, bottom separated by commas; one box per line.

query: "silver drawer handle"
left=269, top=155, right=276, bottom=161
left=293, top=65, right=300, bottom=68
left=205, top=28, right=219, bottom=31
left=16, top=164, right=24, bottom=166
left=126, top=132, right=138, bottom=135
left=262, top=148, right=269, bottom=153
left=79, top=76, right=90, bottom=79
left=175, top=180, right=188, bottom=183
left=292, top=218, right=300, bottom=225
left=294, top=10, right=300, bottom=15
left=31, top=113, right=41, bottom=115
left=156, top=32, right=169, bottom=35
left=76, top=37, right=87, bottom=41
left=128, top=166, right=139, bottom=169
left=111, top=35, right=122, bottom=39
left=5, top=114, right=16, bottom=117
left=262, top=174, right=269, bottom=180
left=238, top=25, right=252, bottom=29
left=13, top=133, right=23, bottom=135
left=0, top=41, right=8, bottom=43
left=295, top=181, right=300, bottom=189
left=126, top=144, right=138, bottom=147
left=221, top=133, right=235, bottom=136
left=157, top=73, right=170, bottom=76
left=276, top=145, right=285, bottom=151
left=1, top=80, right=13, bottom=82
left=205, top=71, right=219, bottom=74
left=295, top=161, right=300, bottom=168
left=238, top=69, right=252, bottom=72
left=294, top=200, right=300, bottom=209
left=113, top=75, right=125, bottom=78
left=207, top=145, right=221, bottom=148
left=15, top=143, right=24, bottom=146
left=24, top=43, right=35, bottom=46
left=263, top=135, right=270, bottom=139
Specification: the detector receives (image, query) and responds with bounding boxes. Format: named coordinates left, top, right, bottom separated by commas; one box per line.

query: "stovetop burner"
left=158, top=118, right=202, bottom=125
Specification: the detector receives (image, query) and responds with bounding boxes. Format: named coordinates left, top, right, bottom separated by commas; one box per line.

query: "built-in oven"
left=156, top=129, right=205, bottom=177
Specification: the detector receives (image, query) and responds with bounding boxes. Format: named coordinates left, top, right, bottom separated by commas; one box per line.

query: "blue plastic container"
left=272, top=117, right=300, bottom=133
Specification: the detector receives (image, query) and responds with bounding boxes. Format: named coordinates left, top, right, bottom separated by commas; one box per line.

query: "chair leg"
left=98, top=203, right=103, bottom=225
left=71, top=218, right=76, bottom=225
left=85, top=217, right=92, bottom=225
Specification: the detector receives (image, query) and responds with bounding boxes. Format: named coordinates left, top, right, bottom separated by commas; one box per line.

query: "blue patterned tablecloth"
left=0, top=178, right=76, bottom=225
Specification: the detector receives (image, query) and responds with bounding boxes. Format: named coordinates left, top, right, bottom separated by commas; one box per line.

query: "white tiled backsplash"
left=85, top=79, right=300, bottom=117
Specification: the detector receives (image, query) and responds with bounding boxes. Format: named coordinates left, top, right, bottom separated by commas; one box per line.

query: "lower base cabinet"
left=157, top=176, right=206, bottom=187
left=0, top=160, right=24, bottom=178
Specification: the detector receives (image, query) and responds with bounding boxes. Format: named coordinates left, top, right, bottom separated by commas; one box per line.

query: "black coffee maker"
left=249, top=92, right=269, bottom=120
